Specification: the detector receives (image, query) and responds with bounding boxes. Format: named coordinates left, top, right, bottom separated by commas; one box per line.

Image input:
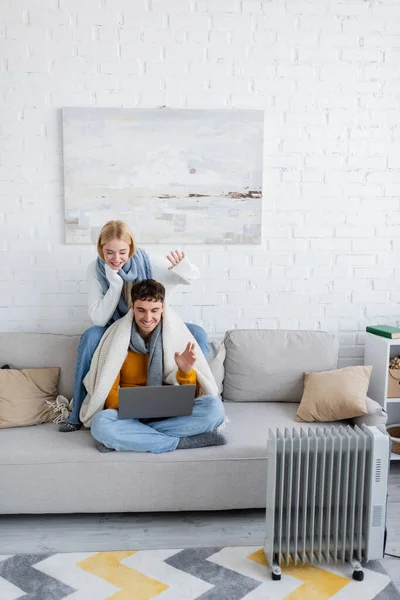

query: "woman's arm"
left=87, top=250, right=200, bottom=325
left=150, top=252, right=200, bottom=292
left=87, top=261, right=123, bottom=327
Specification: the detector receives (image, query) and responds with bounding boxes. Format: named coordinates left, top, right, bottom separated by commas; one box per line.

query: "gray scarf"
left=129, top=320, right=163, bottom=386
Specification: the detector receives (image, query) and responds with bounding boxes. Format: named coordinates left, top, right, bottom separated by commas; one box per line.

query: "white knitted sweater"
left=87, top=255, right=200, bottom=327
left=79, top=306, right=219, bottom=427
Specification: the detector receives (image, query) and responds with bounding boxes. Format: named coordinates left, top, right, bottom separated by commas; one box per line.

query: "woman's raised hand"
left=167, top=250, right=185, bottom=270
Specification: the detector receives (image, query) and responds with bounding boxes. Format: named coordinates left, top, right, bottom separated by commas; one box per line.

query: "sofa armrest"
left=351, top=396, right=387, bottom=428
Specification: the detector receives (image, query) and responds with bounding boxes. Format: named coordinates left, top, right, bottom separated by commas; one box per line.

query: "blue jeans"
left=68, top=322, right=210, bottom=425
left=91, top=395, right=225, bottom=453
left=185, top=323, right=209, bottom=358
left=68, top=325, right=107, bottom=424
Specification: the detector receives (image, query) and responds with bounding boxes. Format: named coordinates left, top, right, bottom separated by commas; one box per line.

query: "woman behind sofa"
left=60, top=219, right=209, bottom=432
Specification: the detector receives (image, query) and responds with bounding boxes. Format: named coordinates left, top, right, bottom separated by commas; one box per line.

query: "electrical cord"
left=385, top=552, right=400, bottom=559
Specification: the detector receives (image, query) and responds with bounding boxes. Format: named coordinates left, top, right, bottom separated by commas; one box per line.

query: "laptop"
left=118, top=385, right=196, bottom=420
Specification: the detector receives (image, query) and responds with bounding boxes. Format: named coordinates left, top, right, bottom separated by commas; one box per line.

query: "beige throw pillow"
left=296, top=365, right=372, bottom=423
left=0, top=368, right=60, bottom=429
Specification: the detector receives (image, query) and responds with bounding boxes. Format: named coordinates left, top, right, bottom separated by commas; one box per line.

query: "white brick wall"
left=1, top=0, right=399, bottom=366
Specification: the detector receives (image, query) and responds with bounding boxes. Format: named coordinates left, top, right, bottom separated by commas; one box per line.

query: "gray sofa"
left=0, top=330, right=387, bottom=515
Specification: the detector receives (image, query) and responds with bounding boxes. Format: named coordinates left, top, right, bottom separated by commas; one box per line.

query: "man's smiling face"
left=132, top=298, right=164, bottom=338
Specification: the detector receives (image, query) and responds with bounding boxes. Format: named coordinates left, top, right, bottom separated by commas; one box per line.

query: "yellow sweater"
left=106, top=349, right=198, bottom=409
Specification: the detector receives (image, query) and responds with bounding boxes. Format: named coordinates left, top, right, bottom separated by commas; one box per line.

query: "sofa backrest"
left=0, top=329, right=339, bottom=403
left=222, top=329, right=339, bottom=403
left=0, top=333, right=80, bottom=398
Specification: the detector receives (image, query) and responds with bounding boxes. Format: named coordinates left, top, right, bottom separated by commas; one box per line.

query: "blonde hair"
left=97, top=220, right=136, bottom=260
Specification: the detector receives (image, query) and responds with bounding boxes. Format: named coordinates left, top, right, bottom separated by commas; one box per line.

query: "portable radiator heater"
left=264, top=425, right=390, bottom=582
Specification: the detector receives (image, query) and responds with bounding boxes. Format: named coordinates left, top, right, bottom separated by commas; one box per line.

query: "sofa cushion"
left=223, top=330, right=339, bottom=402
left=0, top=402, right=347, bottom=514
left=0, top=333, right=80, bottom=398
left=207, top=341, right=225, bottom=396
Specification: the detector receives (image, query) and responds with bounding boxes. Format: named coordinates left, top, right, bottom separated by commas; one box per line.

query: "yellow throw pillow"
left=0, top=368, right=60, bottom=429
left=296, top=365, right=372, bottom=423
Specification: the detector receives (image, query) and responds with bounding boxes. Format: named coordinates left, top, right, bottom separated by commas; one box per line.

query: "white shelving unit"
left=364, top=332, right=400, bottom=461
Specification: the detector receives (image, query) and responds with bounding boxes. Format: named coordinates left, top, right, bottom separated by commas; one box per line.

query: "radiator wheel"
left=272, top=573, right=281, bottom=581
left=352, top=570, right=364, bottom=581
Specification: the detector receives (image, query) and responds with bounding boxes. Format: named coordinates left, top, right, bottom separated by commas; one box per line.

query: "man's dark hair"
left=131, top=279, right=165, bottom=306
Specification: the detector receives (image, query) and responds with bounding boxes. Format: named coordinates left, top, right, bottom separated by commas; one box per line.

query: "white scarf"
left=79, top=306, right=219, bottom=427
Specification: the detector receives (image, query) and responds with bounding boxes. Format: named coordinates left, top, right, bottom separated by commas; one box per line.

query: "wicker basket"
left=387, top=424, right=400, bottom=455
left=387, top=369, right=400, bottom=397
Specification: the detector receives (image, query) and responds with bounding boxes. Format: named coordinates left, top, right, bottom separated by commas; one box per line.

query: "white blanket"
left=79, top=307, right=219, bottom=427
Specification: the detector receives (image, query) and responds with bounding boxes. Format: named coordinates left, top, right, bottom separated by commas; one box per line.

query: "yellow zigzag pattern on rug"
left=77, top=551, right=169, bottom=600
left=249, top=548, right=351, bottom=600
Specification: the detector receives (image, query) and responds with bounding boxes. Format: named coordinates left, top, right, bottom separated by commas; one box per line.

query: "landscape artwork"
left=62, top=107, right=264, bottom=244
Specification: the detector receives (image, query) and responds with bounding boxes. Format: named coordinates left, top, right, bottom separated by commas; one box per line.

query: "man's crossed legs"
left=91, top=394, right=226, bottom=453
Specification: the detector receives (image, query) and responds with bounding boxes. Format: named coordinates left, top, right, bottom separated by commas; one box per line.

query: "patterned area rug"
left=0, top=547, right=399, bottom=600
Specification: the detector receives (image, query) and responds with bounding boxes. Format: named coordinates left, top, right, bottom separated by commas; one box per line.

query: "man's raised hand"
left=174, top=342, right=197, bottom=374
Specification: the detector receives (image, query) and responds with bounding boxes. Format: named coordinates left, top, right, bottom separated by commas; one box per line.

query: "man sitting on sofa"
left=79, top=279, right=226, bottom=453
